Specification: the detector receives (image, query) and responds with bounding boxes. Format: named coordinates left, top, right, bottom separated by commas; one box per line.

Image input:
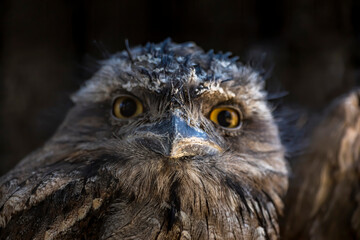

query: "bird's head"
left=16, top=39, right=288, bottom=237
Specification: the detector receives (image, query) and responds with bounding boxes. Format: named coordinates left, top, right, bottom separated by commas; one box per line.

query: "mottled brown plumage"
left=0, top=40, right=288, bottom=239
left=282, top=90, right=360, bottom=240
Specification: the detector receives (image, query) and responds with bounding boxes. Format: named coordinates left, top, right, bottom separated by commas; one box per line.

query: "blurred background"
left=0, top=0, right=359, bottom=175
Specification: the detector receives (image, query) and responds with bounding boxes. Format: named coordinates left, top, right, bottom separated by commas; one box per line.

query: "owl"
left=0, top=40, right=288, bottom=239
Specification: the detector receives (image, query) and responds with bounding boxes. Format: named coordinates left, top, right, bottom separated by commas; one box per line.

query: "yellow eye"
left=113, top=96, right=143, bottom=119
left=209, top=106, right=241, bottom=128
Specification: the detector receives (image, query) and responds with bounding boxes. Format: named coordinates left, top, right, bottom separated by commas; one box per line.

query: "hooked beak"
left=134, top=114, right=223, bottom=158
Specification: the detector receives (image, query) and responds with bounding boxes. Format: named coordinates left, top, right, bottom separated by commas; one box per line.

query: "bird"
left=281, top=90, right=360, bottom=240
left=0, top=39, right=288, bottom=239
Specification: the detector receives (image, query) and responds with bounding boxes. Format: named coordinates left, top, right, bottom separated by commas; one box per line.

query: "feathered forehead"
left=73, top=40, right=265, bottom=103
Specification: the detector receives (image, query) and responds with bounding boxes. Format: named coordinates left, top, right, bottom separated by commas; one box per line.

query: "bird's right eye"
left=113, top=96, right=143, bottom=119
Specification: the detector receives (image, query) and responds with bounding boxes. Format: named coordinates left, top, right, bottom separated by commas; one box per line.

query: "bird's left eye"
left=209, top=106, right=241, bottom=129
left=113, top=96, right=143, bottom=119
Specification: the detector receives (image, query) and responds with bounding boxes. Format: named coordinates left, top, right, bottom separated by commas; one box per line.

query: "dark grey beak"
left=135, top=114, right=223, bottom=158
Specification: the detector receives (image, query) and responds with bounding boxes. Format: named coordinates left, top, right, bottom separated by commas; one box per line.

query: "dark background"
left=1, top=0, right=359, bottom=175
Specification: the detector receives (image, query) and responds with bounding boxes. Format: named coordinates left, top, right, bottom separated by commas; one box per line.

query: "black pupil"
left=217, top=110, right=234, bottom=127
left=120, top=98, right=137, bottom=117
